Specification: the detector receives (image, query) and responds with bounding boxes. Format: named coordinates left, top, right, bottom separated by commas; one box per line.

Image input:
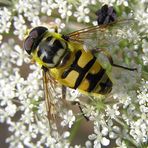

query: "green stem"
left=123, top=135, right=139, bottom=147
left=115, top=118, right=127, bottom=128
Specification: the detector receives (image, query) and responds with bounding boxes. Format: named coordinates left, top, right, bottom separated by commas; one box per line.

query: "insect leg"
left=54, top=26, right=58, bottom=33
left=93, top=48, right=137, bottom=71
left=62, top=85, right=67, bottom=100
left=72, top=101, right=89, bottom=121
left=49, top=22, right=58, bottom=33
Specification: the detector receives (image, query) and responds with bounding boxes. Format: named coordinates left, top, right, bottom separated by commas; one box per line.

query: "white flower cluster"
left=98, top=0, right=128, bottom=7
left=133, top=1, right=148, bottom=66
left=141, top=39, right=148, bottom=65
left=129, top=80, right=148, bottom=144
left=0, top=0, right=97, bottom=42
left=0, top=0, right=148, bottom=148
left=89, top=121, right=110, bottom=148
left=0, top=7, right=11, bottom=34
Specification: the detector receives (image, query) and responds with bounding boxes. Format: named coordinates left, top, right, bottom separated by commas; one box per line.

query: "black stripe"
left=99, top=78, right=112, bottom=94
left=61, top=50, right=96, bottom=89
left=37, top=48, right=42, bottom=57
left=61, top=50, right=82, bottom=79
left=38, top=38, right=64, bottom=64
left=86, top=68, right=105, bottom=92
left=74, top=55, right=96, bottom=89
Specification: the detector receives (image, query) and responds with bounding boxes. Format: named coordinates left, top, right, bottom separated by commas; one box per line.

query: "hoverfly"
left=23, top=19, right=137, bottom=120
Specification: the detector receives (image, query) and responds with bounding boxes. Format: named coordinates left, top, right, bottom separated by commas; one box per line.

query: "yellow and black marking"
left=58, top=49, right=112, bottom=95
left=24, top=21, right=137, bottom=120
left=61, top=50, right=96, bottom=89
left=36, top=36, right=67, bottom=68
left=24, top=25, right=113, bottom=96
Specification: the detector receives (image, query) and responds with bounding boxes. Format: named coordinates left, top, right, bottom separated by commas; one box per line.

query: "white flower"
left=82, top=104, right=99, bottom=121
left=30, top=16, right=41, bottom=27
left=98, top=0, right=115, bottom=5
left=15, top=0, right=30, bottom=14
left=13, top=15, right=27, bottom=40
left=109, top=126, right=121, bottom=139
left=0, top=7, right=11, bottom=33
left=15, top=0, right=40, bottom=24
left=142, top=54, right=148, bottom=65
left=141, top=39, right=148, bottom=65
left=122, top=96, right=131, bottom=108
left=0, top=35, right=3, bottom=44
left=74, top=5, right=90, bottom=23
left=90, top=0, right=97, bottom=5
left=37, top=101, right=47, bottom=116
left=0, top=109, right=10, bottom=123
left=5, top=102, right=17, bottom=117
left=137, top=80, right=148, bottom=105
left=116, top=0, right=128, bottom=6
left=140, top=105, right=148, bottom=113
left=41, top=0, right=57, bottom=16
left=0, top=81, right=16, bottom=106
left=11, top=44, right=25, bottom=66
left=89, top=122, right=110, bottom=148
left=20, top=109, right=34, bottom=124
left=54, top=18, right=66, bottom=32
left=67, top=88, right=81, bottom=101
left=61, top=110, right=75, bottom=128
left=85, top=140, right=92, bottom=148
left=129, top=118, right=148, bottom=144
left=105, top=104, right=120, bottom=119
left=142, top=39, right=148, bottom=53
left=116, top=139, right=128, bottom=148
left=56, top=0, right=73, bottom=19
left=134, top=2, right=148, bottom=34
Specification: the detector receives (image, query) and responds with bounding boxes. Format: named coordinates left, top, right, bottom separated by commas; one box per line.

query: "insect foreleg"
left=48, top=22, right=58, bottom=33
left=62, top=85, right=67, bottom=100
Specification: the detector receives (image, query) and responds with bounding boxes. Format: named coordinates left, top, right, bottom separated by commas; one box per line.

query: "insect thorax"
left=36, top=35, right=68, bottom=68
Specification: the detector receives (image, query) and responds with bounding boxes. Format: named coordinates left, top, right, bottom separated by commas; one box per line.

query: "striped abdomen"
left=61, top=50, right=112, bottom=95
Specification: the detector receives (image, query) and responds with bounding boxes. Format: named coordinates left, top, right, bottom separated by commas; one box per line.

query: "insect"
left=24, top=19, right=137, bottom=120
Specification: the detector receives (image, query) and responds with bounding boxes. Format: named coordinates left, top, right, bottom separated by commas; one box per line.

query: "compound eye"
left=29, top=26, right=48, bottom=39
left=23, top=36, right=34, bottom=55
left=23, top=26, right=48, bottom=55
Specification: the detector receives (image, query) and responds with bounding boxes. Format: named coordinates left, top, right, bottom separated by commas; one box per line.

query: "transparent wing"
left=66, top=19, right=135, bottom=50
left=42, top=70, right=58, bottom=121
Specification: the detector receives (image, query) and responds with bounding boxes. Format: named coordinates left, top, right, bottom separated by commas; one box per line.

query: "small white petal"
left=101, top=137, right=110, bottom=146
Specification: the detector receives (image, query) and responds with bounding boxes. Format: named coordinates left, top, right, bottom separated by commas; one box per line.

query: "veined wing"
left=42, top=69, right=58, bottom=121
left=66, top=19, right=135, bottom=50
